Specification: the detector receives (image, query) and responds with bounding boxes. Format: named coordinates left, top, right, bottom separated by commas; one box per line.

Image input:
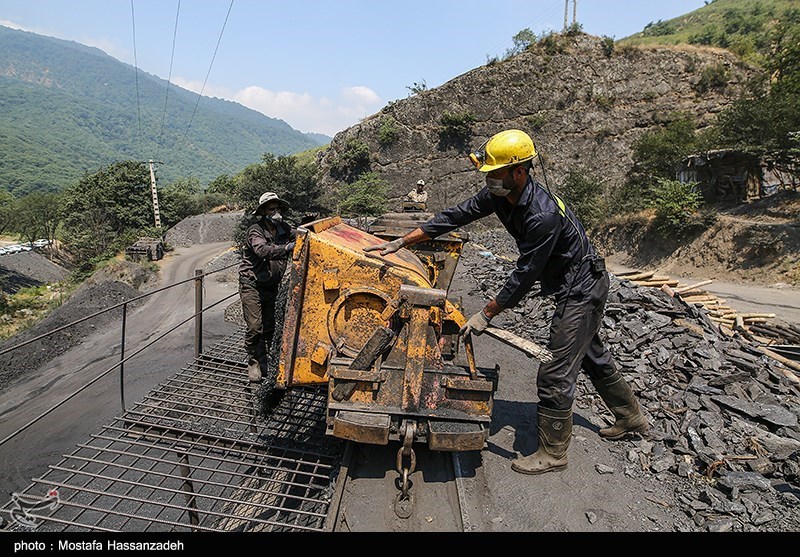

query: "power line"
left=175, top=0, right=234, bottom=157
left=156, top=0, right=181, bottom=161
left=130, top=0, right=142, bottom=153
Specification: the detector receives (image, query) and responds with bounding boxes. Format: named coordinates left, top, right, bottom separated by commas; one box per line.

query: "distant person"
left=364, top=129, right=648, bottom=475
left=406, top=179, right=429, bottom=205
left=238, top=192, right=296, bottom=382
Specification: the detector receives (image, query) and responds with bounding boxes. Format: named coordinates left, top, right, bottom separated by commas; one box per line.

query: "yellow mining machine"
left=269, top=215, right=495, bottom=454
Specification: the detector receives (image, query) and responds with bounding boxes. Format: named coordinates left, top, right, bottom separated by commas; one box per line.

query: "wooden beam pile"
left=612, top=269, right=776, bottom=335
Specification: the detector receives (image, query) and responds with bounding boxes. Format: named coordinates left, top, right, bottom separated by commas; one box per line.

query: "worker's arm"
left=459, top=298, right=503, bottom=337
left=249, top=226, right=289, bottom=260
left=363, top=227, right=430, bottom=256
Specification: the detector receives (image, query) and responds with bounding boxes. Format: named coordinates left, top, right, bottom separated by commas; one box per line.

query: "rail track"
left=1, top=328, right=473, bottom=533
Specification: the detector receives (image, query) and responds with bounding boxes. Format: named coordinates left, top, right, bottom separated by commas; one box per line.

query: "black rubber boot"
left=511, top=407, right=572, bottom=475
left=591, top=372, right=648, bottom=439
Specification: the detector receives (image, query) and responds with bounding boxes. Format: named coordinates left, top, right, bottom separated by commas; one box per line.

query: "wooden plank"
left=617, top=271, right=654, bottom=281
left=483, top=327, right=552, bottom=363
left=675, top=280, right=713, bottom=294
left=637, top=280, right=680, bottom=287
left=758, top=347, right=800, bottom=383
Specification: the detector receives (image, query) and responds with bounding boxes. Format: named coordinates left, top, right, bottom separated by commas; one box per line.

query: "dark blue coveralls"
left=419, top=177, right=617, bottom=410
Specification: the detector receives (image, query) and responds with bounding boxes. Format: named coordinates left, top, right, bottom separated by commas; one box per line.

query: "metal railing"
left=0, top=260, right=240, bottom=448
left=0, top=258, right=347, bottom=533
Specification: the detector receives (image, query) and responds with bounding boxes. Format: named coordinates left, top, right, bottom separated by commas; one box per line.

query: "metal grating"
left=1, top=328, right=345, bottom=533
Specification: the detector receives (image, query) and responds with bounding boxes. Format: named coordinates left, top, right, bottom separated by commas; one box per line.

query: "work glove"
left=363, top=238, right=404, bottom=257
left=284, top=241, right=296, bottom=253
left=459, top=310, right=491, bottom=337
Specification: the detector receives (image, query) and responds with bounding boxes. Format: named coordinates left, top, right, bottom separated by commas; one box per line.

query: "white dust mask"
left=486, top=176, right=511, bottom=196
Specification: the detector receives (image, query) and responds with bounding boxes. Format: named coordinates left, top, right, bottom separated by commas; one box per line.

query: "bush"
left=621, top=113, right=698, bottom=213
left=526, top=114, right=547, bottom=131
left=331, top=139, right=371, bottom=180
left=378, top=118, right=400, bottom=147
left=557, top=171, right=606, bottom=229
left=337, top=172, right=388, bottom=223
left=406, top=80, right=427, bottom=96
left=601, top=36, right=615, bottom=58
left=694, top=63, right=730, bottom=93
left=538, top=32, right=565, bottom=55
left=565, top=22, right=583, bottom=37
left=438, top=111, right=475, bottom=147
left=650, top=178, right=702, bottom=234
left=595, top=94, right=615, bottom=111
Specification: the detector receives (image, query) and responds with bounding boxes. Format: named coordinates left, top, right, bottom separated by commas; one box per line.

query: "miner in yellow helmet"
left=365, top=129, right=648, bottom=475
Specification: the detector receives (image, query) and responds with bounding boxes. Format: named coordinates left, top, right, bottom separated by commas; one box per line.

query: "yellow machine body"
left=275, top=216, right=496, bottom=451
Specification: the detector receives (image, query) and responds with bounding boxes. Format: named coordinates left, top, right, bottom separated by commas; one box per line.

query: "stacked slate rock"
left=463, top=230, right=800, bottom=532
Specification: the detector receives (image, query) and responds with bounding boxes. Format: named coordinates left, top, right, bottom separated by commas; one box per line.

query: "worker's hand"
left=363, top=238, right=404, bottom=257
left=459, top=310, right=491, bottom=338
left=284, top=241, right=295, bottom=254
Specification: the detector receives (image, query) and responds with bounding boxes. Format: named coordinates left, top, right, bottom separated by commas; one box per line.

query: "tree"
left=505, top=28, right=536, bottom=58
left=0, top=191, right=16, bottom=235
left=15, top=191, right=62, bottom=245
left=207, top=173, right=237, bottom=198
left=650, top=178, right=703, bottom=234
left=158, top=177, right=202, bottom=227
left=617, top=114, right=698, bottom=214
left=337, top=172, right=388, bottom=227
left=235, top=153, right=323, bottom=226
left=61, top=161, right=152, bottom=274
left=714, top=18, right=800, bottom=167
left=557, top=171, right=606, bottom=229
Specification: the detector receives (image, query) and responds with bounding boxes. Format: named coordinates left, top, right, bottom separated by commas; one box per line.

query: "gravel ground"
left=0, top=250, right=69, bottom=294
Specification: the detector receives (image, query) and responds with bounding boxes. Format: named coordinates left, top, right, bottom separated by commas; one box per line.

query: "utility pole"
left=147, top=160, right=162, bottom=229
left=564, top=0, right=577, bottom=31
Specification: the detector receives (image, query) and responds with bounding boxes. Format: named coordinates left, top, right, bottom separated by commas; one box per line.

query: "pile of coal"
left=461, top=230, right=800, bottom=532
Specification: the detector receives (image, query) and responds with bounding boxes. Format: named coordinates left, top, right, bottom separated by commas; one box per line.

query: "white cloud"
left=235, top=85, right=384, bottom=137
left=174, top=77, right=383, bottom=137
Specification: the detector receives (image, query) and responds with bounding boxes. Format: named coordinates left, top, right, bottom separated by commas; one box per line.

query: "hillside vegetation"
left=0, top=26, right=329, bottom=195
left=622, top=0, right=798, bottom=66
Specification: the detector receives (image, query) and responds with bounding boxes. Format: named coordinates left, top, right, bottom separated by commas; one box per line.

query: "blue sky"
left=1, top=0, right=708, bottom=137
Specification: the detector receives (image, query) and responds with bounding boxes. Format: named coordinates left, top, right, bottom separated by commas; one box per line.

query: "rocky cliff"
left=315, top=34, right=759, bottom=215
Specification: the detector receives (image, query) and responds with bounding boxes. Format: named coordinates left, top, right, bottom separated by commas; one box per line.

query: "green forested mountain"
left=0, top=25, right=330, bottom=195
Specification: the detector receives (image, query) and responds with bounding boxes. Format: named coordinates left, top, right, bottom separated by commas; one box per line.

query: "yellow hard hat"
left=469, top=129, right=537, bottom=172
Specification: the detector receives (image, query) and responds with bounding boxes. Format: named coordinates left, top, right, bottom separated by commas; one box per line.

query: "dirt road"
left=607, top=263, right=800, bottom=325
left=0, top=242, right=238, bottom=501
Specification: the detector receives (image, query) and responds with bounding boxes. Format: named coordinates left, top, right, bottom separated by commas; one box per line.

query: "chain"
left=393, top=420, right=417, bottom=519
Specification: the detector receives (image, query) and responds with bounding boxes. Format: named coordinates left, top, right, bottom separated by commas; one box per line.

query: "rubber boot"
left=247, top=358, right=262, bottom=382
left=511, top=407, right=572, bottom=475
left=591, top=371, right=648, bottom=439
